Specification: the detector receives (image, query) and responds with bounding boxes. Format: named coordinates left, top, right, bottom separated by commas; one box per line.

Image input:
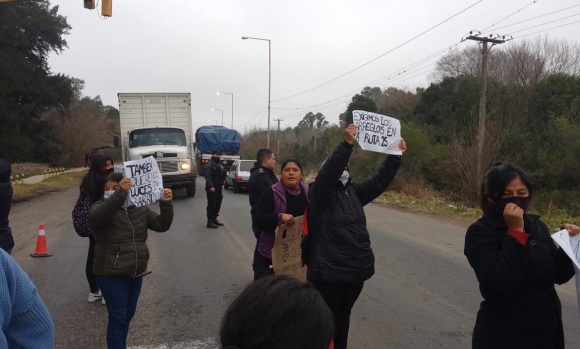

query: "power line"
left=234, top=105, right=267, bottom=127
left=481, top=0, right=539, bottom=32
left=482, top=4, right=580, bottom=34
left=506, top=13, right=580, bottom=35
left=512, top=19, right=580, bottom=39
left=271, top=0, right=485, bottom=103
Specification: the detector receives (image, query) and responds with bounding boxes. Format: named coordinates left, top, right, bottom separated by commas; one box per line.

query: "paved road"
left=8, top=181, right=580, bottom=348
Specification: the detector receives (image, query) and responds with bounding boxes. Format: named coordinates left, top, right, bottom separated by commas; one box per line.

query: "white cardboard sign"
left=123, top=156, right=164, bottom=207
left=352, top=110, right=402, bottom=155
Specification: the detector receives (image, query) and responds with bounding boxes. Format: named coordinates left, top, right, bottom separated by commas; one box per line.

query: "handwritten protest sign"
left=271, top=216, right=307, bottom=282
left=123, top=156, right=164, bottom=207
left=352, top=110, right=402, bottom=155
left=552, top=230, right=580, bottom=319
left=552, top=229, right=580, bottom=269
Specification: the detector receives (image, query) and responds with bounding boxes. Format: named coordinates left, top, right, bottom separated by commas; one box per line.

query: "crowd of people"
left=1, top=122, right=580, bottom=348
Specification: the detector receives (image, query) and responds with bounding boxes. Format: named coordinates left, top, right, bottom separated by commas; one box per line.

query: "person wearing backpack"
left=77, top=155, right=114, bottom=304
left=305, top=124, right=406, bottom=349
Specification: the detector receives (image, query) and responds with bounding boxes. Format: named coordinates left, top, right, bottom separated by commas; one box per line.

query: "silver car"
left=225, top=159, right=254, bottom=193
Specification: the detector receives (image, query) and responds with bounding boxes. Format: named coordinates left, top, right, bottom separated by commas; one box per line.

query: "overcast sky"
left=47, top=0, right=580, bottom=133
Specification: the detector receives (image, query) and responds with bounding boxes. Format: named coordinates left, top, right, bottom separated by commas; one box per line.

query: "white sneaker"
left=88, top=291, right=102, bottom=303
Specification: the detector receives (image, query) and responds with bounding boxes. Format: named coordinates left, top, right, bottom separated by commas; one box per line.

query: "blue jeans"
left=97, top=276, right=143, bottom=349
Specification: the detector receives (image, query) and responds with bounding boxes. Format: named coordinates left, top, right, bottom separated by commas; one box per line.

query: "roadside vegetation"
left=12, top=171, right=86, bottom=202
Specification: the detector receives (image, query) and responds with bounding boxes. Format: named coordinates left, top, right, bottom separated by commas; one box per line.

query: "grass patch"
left=12, top=170, right=86, bottom=202
left=377, top=190, right=580, bottom=230
left=11, top=163, right=50, bottom=178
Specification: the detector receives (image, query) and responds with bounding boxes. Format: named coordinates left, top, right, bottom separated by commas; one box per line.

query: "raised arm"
left=147, top=188, right=174, bottom=232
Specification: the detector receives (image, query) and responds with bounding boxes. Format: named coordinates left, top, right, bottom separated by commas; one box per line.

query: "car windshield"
left=239, top=161, right=253, bottom=172
left=129, top=128, right=186, bottom=148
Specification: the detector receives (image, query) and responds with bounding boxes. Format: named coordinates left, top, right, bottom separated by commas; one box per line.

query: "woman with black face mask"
left=464, top=163, right=580, bottom=349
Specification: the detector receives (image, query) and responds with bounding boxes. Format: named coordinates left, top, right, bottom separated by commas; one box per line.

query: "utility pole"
left=274, top=118, right=283, bottom=154
left=463, top=31, right=506, bottom=191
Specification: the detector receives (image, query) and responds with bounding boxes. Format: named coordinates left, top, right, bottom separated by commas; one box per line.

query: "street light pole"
left=211, top=108, right=224, bottom=126
left=217, top=91, right=234, bottom=129
left=242, top=36, right=271, bottom=149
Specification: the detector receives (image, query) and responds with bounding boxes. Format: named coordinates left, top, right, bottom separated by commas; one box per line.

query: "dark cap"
left=212, top=150, right=221, bottom=156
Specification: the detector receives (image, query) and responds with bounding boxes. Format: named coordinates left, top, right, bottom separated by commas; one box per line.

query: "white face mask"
left=103, top=191, right=115, bottom=200
left=339, top=171, right=349, bottom=186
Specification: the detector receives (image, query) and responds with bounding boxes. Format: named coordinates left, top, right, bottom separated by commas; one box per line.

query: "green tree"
left=294, top=112, right=329, bottom=134
left=340, top=94, right=378, bottom=126
left=0, top=0, right=72, bottom=162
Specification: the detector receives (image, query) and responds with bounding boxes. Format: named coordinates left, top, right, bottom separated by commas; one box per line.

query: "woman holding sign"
left=305, top=124, right=406, bottom=349
left=464, top=163, right=579, bottom=349
left=90, top=172, right=174, bottom=349
left=254, top=159, right=309, bottom=279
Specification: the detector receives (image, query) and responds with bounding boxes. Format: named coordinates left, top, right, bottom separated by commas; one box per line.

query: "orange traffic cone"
left=30, top=224, right=52, bottom=258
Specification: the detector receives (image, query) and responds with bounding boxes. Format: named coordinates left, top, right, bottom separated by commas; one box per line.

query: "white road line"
left=128, top=337, right=218, bottom=349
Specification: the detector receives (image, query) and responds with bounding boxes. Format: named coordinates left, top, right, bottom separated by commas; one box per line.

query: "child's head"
left=220, top=275, right=334, bottom=349
left=104, top=173, right=124, bottom=192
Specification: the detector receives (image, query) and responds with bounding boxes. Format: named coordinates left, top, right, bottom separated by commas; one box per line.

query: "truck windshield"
left=129, top=128, right=186, bottom=148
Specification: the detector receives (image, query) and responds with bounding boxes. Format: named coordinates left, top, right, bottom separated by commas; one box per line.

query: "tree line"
left=0, top=1, right=119, bottom=167
left=241, top=38, right=580, bottom=215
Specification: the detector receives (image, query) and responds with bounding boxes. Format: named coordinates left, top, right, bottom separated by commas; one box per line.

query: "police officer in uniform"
left=204, top=150, right=227, bottom=229
left=248, top=149, right=278, bottom=278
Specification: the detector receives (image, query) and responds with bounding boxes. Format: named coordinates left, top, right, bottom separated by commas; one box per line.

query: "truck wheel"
left=186, top=183, right=196, bottom=197
left=232, top=181, right=240, bottom=194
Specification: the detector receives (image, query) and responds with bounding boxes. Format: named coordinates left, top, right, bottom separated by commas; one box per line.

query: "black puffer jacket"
left=465, top=211, right=574, bottom=349
left=0, top=159, right=15, bottom=252
left=306, top=141, right=401, bottom=284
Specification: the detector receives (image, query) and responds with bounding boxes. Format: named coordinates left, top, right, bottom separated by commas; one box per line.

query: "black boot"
left=213, top=218, right=224, bottom=226
left=207, top=219, right=218, bottom=229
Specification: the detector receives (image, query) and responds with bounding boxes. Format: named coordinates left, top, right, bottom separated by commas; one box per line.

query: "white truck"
left=118, top=93, right=197, bottom=197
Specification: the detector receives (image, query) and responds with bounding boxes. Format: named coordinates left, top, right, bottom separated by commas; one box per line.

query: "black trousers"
left=86, top=235, right=99, bottom=293
left=311, top=281, right=364, bottom=349
left=206, top=186, right=223, bottom=219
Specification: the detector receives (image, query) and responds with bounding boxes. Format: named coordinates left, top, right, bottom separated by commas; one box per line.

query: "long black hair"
left=220, top=275, right=334, bottom=349
left=80, top=154, right=108, bottom=203
left=480, top=163, right=533, bottom=211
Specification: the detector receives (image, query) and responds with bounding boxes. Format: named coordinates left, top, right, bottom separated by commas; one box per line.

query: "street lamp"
left=217, top=91, right=234, bottom=129
left=211, top=108, right=224, bottom=126
left=207, top=119, right=218, bottom=125
left=242, top=36, right=271, bottom=148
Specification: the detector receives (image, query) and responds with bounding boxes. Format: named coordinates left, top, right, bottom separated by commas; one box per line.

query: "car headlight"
left=180, top=163, right=190, bottom=170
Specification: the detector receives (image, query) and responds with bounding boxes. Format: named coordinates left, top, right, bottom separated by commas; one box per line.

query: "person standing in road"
left=78, top=154, right=114, bottom=304
left=0, top=158, right=15, bottom=255
left=248, top=149, right=278, bottom=279
left=90, top=172, right=173, bottom=349
left=464, top=163, right=578, bottom=349
left=254, top=159, right=308, bottom=279
left=305, top=124, right=406, bottom=349
left=204, top=150, right=226, bottom=229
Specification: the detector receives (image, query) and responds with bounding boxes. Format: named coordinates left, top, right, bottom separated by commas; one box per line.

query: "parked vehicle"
left=225, top=159, right=254, bottom=193
left=118, top=93, right=197, bottom=197
left=194, top=126, right=241, bottom=175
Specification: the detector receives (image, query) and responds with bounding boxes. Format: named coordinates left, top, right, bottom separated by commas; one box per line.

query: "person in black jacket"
left=464, top=163, right=579, bottom=349
left=0, top=158, right=15, bottom=254
left=306, top=124, right=407, bottom=349
left=254, top=159, right=308, bottom=280
left=248, top=149, right=278, bottom=279
left=204, top=151, right=227, bottom=229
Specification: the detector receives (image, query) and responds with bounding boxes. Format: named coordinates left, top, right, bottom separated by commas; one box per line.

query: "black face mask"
left=105, top=168, right=114, bottom=175
left=492, top=196, right=531, bottom=217
left=212, top=157, right=220, bottom=162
